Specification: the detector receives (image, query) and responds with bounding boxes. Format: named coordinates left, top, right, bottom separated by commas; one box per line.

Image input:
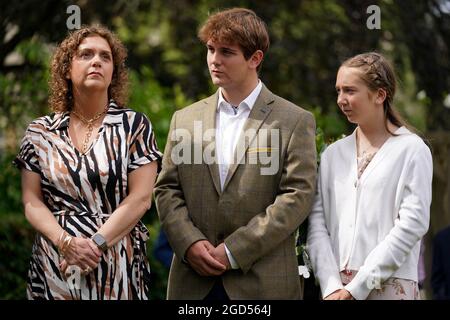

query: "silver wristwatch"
left=91, top=233, right=108, bottom=251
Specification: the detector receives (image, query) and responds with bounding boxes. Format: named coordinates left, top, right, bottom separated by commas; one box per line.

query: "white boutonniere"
left=298, top=246, right=312, bottom=278
left=298, top=265, right=310, bottom=278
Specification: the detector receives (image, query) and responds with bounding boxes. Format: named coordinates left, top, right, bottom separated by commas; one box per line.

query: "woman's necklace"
left=355, top=128, right=390, bottom=184
left=71, top=105, right=108, bottom=154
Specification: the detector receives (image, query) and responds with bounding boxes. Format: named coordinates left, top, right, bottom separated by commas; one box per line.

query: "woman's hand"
left=324, top=289, right=354, bottom=300
left=59, top=237, right=102, bottom=275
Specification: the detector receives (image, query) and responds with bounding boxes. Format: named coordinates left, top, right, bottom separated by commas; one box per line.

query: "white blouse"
left=307, top=127, right=433, bottom=300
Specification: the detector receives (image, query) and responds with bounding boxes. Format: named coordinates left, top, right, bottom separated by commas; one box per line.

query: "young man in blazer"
left=154, top=8, right=317, bottom=300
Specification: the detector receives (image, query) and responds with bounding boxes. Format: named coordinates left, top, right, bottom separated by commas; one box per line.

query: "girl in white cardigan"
left=307, top=52, right=433, bottom=300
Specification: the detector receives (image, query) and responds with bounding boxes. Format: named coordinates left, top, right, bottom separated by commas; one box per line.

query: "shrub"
left=0, top=213, right=34, bottom=299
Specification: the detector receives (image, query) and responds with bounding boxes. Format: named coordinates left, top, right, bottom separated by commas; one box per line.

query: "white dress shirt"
left=307, top=126, right=433, bottom=300
left=216, top=80, right=262, bottom=269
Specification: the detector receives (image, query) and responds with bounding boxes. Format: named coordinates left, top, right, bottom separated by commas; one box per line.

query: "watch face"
left=93, top=234, right=107, bottom=250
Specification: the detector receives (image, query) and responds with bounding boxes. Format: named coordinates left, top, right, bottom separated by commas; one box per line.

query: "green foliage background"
left=1, top=0, right=449, bottom=299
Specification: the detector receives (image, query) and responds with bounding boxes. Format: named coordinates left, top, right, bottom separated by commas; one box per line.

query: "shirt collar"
left=351, top=125, right=410, bottom=137
left=102, top=100, right=125, bottom=126
left=217, top=80, right=262, bottom=112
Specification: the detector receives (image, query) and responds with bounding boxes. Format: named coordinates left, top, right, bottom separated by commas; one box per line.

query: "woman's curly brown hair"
left=49, top=25, right=128, bottom=112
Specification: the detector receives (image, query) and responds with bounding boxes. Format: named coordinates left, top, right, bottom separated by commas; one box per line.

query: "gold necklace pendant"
left=71, top=105, right=108, bottom=154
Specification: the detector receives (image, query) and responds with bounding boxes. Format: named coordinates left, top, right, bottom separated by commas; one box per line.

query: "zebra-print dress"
left=13, top=101, right=162, bottom=300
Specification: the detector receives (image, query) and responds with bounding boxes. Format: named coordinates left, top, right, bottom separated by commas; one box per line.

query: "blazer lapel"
left=222, top=85, right=274, bottom=191
left=202, top=92, right=222, bottom=195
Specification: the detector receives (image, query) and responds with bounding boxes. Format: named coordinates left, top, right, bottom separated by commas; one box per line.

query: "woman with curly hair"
left=13, top=25, right=162, bottom=299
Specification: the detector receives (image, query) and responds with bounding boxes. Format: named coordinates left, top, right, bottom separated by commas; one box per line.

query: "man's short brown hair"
left=198, top=8, right=270, bottom=69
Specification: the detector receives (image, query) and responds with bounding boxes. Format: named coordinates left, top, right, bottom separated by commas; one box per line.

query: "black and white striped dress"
left=13, top=101, right=162, bottom=299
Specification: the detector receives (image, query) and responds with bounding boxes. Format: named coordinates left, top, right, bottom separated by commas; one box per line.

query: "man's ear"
left=249, top=50, right=264, bottom=70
